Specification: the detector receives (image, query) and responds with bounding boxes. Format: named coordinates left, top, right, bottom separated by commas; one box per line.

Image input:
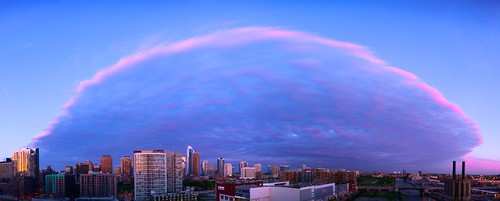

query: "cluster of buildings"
left=0, top=146, right=360, bottom=201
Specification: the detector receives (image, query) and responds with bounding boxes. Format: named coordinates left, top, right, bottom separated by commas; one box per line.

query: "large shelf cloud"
left=32, top=27, right=481, bottom=171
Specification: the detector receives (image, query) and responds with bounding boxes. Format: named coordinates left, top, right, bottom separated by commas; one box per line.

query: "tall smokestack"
left=462, top=161, right=465, bottom=179
left=452, top=161, right=456, bottom=179
left=461, top=161, right=466, bottom=200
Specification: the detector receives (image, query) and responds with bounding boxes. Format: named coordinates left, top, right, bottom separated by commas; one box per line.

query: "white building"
left=134, top=150, right=167, bottom=201
left=224, top=163, right=233, bottom=177
left=247, top=183, right=335, bottom=201
left=240, top=167, right=256, bottom=179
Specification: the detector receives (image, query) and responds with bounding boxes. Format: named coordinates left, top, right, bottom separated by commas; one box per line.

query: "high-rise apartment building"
left=12, top=148, right=39, bottom=179
left=239, top=161, right=248, bottom=174
left=80, top=173, right=118, bottom=198
left=45, top=174, right=76, bottom=198
left=192, top=151, right=200, bottom=177
left=134, top=150, right=167, bottom=201
left=224, top=163, right=233, bottom=177
left=100, top=155, right=113, bottom=174
left=120, top=156, right=133, bottom=184
left=166, top=151, right=183, bottom=193
left=217, top=158, right=225, bottom=176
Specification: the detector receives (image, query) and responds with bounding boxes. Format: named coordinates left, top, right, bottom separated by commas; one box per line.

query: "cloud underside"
left=32, top=27, right=481, bottom=171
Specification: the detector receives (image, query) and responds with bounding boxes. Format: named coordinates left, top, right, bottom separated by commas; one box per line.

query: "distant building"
left=93, top=164, right=101, bottom=173
left=100, top=155, right=113, bottom=174
left=240, top=167, right=256, bottom=179
left=253, top=164, right=262, bottom=173
left=217, top=158, right=225, bottom=176
left=65, top=166, right=74, bottom=174
left=224, top=163, right=233, bottom=177
left=186, top=146, right=195, bottom=176
left=45, top=174, right=76, bottom=198
left=80, top=173, right=117, bottom=198
left=113, top=167, right=120, bottom=176
left=192, top=151, right=200, bottom=177
left=271, top=165, right=280, bottom=178
left=202, top=160, right=209, bottom=176
left=120, top=156, right=132, bottom=184
left=239, top=161, right=248, bottom=174
left=279, top=171, right=302, bottom=184
left=279, top=165, right=290, bottom=173
left=207, top=163, right=216, bottom=177
left=76, top=161, right=93, bottom=182
left=134, top=150, right=167, bottom=201
left=166, top=151, right=183, bottom=193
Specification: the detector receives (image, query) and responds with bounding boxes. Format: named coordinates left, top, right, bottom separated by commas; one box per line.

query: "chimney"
left=462, top=161, right=465, bottom=179
left=452, top=161, right=456, bottom=179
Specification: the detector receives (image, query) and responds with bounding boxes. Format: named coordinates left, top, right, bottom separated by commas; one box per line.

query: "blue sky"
left=1, top=1, right=499, bottom=174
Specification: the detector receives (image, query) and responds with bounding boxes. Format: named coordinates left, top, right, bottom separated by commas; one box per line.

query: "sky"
left=1, top=1, right=499, bottom=174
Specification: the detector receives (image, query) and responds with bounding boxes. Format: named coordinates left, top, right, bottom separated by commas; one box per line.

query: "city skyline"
left=1, top=1, right=500, bottom=174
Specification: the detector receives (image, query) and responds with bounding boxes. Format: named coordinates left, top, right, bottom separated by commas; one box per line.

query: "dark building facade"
left=80, top=173, right=118, bottom=198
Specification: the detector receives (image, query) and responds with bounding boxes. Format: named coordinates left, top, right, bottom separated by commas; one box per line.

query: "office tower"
left=134, top=150, right=167, bottom=201
left=100, top=155, right=113, bottom=174
left=45, top=174, right=76, bottom=198
left=186, top=146, right=194, bottom=176
left=217, top=158, right=225, bottom=176
left=207, top=163, right=215, bottom=177
left=267, top=165, right=272, bottom=175
left=240, top=167, right=256, bottom=179
left=120, top=156, right=133, bottom=184
left=80, top=173, right=118, bottom=198
left=239, top=161, right=248, bottom=174
left=166, top=151, right=183, bottom=193
left=299, top=164, right=307, bottom=171
left=65, top=166, right=74, bottom=174
left=192, top=151, right=200, bottom=177
left=253, top=164, right=262, bottom=173
left=12, top=148, right=39, bottom=179
left=224, top=163, right=233, bottom=177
